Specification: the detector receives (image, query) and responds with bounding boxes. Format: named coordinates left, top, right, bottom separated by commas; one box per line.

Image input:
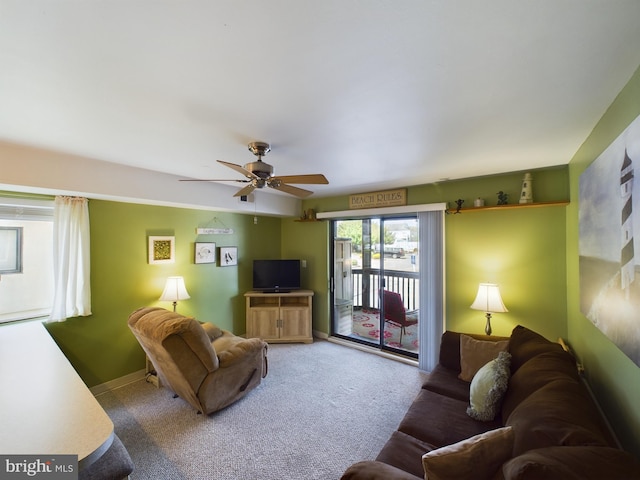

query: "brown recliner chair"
left=128, top=307, right=267, bottom=415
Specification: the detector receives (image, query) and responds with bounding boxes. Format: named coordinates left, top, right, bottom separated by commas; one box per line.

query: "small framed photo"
left=220, top=246, right=238, bottom=266
left=195, top=242, right=216, bottom=264
left=148, top=236, right=175, bottom=264
left=0, top=227, right=23, bottom=274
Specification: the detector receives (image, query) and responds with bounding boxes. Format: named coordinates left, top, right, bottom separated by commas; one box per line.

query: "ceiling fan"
left=180, top=141, right=329, bottom=198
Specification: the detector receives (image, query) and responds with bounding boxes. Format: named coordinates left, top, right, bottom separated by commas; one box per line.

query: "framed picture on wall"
left=579, top=113, right=640, bottom=367
left=148, top=236, right=175, bottom=264
left=220, top=246, right=238, bottom=266
left=195, top=242, right=216, bottom=264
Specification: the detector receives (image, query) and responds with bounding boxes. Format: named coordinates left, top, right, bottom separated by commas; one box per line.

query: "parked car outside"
left=383, top=246, right=405, bottom=258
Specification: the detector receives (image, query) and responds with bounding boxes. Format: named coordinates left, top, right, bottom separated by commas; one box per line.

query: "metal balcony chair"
left=383, top=290, right=418, bottom=345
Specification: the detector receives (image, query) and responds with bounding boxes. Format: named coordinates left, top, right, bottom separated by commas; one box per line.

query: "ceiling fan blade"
left=273, top=174, right=329, bottom=185
left=217, top=160, right=259, bottom=179
left=269, top=182, right=314, bottom=198
left=234, top=184, right=257, bottom=197
left=179, top=179, right=251, bottom=183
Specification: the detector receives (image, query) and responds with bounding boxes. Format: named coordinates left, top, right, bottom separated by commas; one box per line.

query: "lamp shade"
left=470, top=283, right=508, bottom=313
left=159, top=276, right=191, bottom=303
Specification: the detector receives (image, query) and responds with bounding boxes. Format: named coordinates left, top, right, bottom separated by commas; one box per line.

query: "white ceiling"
left=2, top=1, right=640, bottom=199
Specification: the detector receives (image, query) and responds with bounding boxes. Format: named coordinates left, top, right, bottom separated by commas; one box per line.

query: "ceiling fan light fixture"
left=185, top=140, right=328, bottom=198
left=244, top=160, right=273, bottom=178
left=247, top=141, right=271, bottom=158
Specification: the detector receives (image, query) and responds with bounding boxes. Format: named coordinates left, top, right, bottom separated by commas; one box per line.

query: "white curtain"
left=418, top=210, right=445, bottom=372
left=50, top=196, right=91, bottom=321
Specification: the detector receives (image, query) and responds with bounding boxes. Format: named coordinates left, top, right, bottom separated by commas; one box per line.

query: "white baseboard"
left=313, top=329, right=329, bottom=340
left=90, top=369, right=146, bottom=396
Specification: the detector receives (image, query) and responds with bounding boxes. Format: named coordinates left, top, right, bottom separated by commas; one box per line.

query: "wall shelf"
left=448, top=200, right=569, bottom=213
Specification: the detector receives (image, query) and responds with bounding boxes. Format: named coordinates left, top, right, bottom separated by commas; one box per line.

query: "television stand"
left=245, top=290, right=313, bottom=344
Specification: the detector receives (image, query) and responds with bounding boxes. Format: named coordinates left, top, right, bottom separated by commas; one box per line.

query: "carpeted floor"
left=350, top=308, right=419, bottom=354
left=97, top=340, right=427, bottom=480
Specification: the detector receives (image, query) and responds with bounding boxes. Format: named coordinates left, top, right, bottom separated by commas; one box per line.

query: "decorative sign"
left=349, top=189, right=407, bottom=209
left=196, top=228, right=234, bottom=235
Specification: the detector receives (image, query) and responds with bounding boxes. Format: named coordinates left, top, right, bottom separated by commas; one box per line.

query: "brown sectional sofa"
left=341, top=325, right=640, bottom=480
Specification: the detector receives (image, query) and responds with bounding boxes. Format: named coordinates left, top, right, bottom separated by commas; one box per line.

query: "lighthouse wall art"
left=579, top=114, right=640, bottom=367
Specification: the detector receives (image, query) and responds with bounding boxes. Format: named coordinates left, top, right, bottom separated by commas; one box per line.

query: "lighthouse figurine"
left=519, top=173, right=533, bottom=204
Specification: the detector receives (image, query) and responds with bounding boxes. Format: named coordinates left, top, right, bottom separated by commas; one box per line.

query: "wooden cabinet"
left=245, top=290, right=313, bottom=343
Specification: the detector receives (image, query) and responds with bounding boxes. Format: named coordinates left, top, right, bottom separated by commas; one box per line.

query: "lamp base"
left=485, top=312, right=492, bottom=336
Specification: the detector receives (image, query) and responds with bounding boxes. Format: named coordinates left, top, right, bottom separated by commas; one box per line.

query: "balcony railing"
left=352, top=268, right=419, bottom=311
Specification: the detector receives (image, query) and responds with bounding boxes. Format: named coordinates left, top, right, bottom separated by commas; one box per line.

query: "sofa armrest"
left=199, top=321, right=223, bottom=341
left=340, top=461, right=422, bottom=480
left=216, top=337, right=266, bottom=368
left=439, top=331, right=464, bottom=371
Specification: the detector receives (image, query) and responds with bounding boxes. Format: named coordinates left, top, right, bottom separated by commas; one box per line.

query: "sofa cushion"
left=422, top=364, right=470, bottom=401
left=438, top=331, right=508, bottom=372
left=422, top=426, right=514, bottom=480
left=501, top=349, right=579, bottom=421
left=508, top=325, right=565, bottom=373
left=468, top=351, right=511, bottom=421
left=502, top=446, right=640, bottom=480
left=459, top=334, right=509, bottom=382
left=398, top=389, right=501, bottom=448
left=505, top=378, right=615, bottom=455
left=375, top=430, right=436, bottom=478
left=341, top=460, right=422, bottom=480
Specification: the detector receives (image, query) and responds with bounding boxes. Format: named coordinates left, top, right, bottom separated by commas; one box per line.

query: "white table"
left=0, top=321, right=114, bottom=468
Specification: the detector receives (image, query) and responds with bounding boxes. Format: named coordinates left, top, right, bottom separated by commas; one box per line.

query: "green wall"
left=566, top=63, right=640, bottom=457
left=46, top=200, right=281, bottom=387
left=445, top=205, right=567, bottom=338
left=297, top=166, right=569, bottom=340
left=281, top=218, right=330, bottom=333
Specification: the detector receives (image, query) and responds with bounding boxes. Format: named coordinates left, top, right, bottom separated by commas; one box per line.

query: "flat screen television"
left=253, top=259, right=301, bottom=293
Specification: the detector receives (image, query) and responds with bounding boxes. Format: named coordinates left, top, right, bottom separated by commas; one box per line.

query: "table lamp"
left=470, top=283, right=508, bottom=335
left=159, top=276, right=190, bottom=312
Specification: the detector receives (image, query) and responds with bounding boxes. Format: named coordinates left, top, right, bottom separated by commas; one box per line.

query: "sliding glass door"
left=331, top=216, right=419, bottom=357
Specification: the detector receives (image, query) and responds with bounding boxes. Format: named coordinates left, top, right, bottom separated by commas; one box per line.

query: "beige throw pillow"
left=422, top=426, right=514, bottom=480
left=459, top=334, right=509, bottom=382
left=467, top=351, right=512, bottom=421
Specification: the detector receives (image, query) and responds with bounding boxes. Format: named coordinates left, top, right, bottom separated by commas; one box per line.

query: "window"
left=321, top=203, right=445, bottom=371
left=0, top=198, right=54, bottom=323
left=331, top=216, right=421, bottom=358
